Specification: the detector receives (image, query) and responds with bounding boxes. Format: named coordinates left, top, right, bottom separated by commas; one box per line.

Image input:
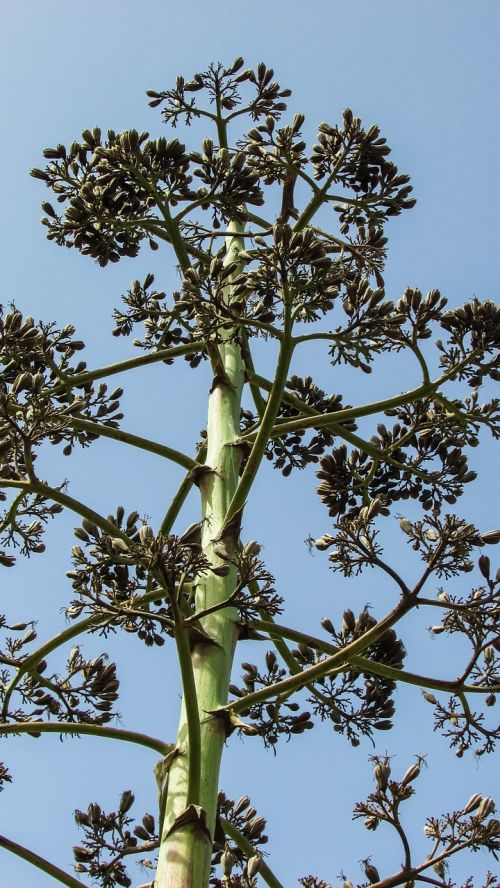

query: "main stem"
left=155, top=225, right=245, bottom=887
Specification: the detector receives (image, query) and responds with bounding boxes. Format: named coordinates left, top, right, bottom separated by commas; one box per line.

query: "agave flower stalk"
left=155, top=222, right=247, bottom=885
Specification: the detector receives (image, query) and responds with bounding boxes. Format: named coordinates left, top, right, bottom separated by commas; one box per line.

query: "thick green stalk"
left=155, top=224, right=246, bottom=887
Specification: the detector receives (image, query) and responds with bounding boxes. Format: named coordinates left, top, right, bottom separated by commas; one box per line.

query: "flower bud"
left=317, top=617, right=334, bottom=638
left=463, top=793, right=483, bottom=814
left=119, top=790, right=135, bottom=814
left=111, top=537, right=129, bottom=553
left=374, top=760, right=391, bottom=791
left=401, top=762, right=421, bottom=786
left=399, top=517, right=412, bottom=535
left=221, top=847, right=237, bottom=877
left=233, top=796, right=250, bottom=816
left=139, top=524, right=154, bottom=544
left=247, top=854, right=262, bottom=878
left=476, top=796, right=495, bottom=820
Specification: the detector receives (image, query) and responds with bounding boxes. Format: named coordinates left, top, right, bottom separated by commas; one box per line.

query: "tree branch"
left=252, top=620, right=498, bottom=696
left=0, top=834, right=84, bottom=888
left=71, top=417, right=197, bottom=470
left=0, top=720, right=170, bottom=754
left=47, top=341, right=203, bottom=397
left=221, top=818, right=285, bottom=888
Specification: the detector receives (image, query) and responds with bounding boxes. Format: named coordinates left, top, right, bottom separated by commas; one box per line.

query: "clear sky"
left=1, top=2, right=499, bottom=886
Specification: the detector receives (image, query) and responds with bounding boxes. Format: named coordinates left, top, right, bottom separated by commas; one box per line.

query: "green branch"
left=243, top=371, right=433, bottom=439
left=294, top=158, right=345, bottom=231
left=221, top=818, right=285, bottom=888
left=160, top=442, right=207, bottom=536
left=255, top=609, right=341, bottom=719
left=47, top=341, right=202, bottom=396
left=227, top=597, right=417, bottom=714
left=242, top=345, right=483, bottom=445
left=157, top=568, right=201, bottom=807
left=239, top=371, right=433, bottom=480
left=0, top=478, right=134, bottom=543
left=222, top=334, right=295, bottom=531
left=0, top=834, right=83, bottom=888
left=240, top=331, right=267, bottom=418
left=1, top=587, right=168, bottom=719
left=252, top=620, right=498, bottom=696
left=0, top=720, right=170, bottom=754
left=33, top=480, right=134, bottom=539
left=71, top=417, right=197, bottom=470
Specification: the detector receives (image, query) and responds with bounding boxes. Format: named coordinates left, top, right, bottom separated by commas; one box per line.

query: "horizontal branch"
left=0, top=720, right=171, bottom=754
left=47, top=340, right=203, bottom=396
left=71, top=417, right=197, bottom=470
left=244, top=371, right=433, bottom=439
left=368, top=835, right=483, bottom=888
left=0, top=834, right=83, bottom=888
left=252, top=620, right=498, bottom=695
left=227, top=597, right=418, bottom=714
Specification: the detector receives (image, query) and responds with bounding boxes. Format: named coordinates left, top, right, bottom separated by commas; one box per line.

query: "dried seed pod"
left=320, top=617, right=335, bottom=634
left=476, top=796, right=495, bottom=820
left=142, top=813, right=155, bottom=834
left=233, top=796, right=250, bottom=816
left=139, top=524, right=154, bottom=544
left=481, top=530, right=500, bottom=545
left=401, top=762, right=420, bottom=786
left=342, top=609, right=356, bottom=634
left=399, top=517, right=413, bottom=534
left=221, top=847, right=237, bottom=877
left=246, top=854, right=262, bottom=878
left=119, top=790, right=134, bottom=814
left=484, top=645, right=494, bottom=663
left=362, top=859, right=380, bottom=883
left=463, top=793, right=483, bottom=814
left=374, top=760, right=391, bottom=791
left=111, top=537, right=130, bottom=553
left=478, top=554, right=490, bottom=578
left=247, top=815, right=266, bottom=837
left=265, top=650, right=277, bottom=671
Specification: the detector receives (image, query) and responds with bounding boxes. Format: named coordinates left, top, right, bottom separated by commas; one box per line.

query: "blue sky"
left=1, top=2, right=499, bottom=886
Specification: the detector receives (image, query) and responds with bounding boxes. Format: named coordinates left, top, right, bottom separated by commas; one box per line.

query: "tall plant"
left=0, top=59, right=499, bottom=888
